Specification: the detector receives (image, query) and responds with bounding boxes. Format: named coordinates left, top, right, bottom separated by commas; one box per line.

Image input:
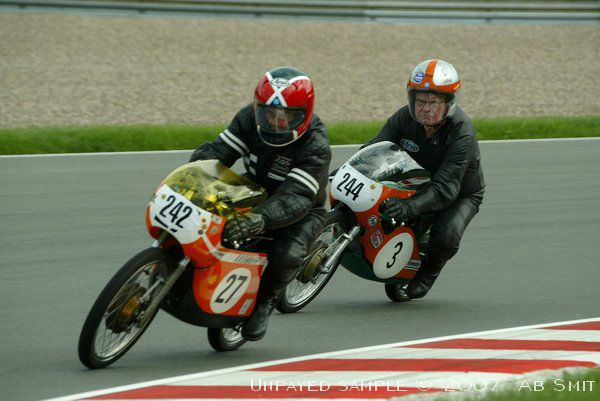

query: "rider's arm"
left=404, top=123, right=476, bottom=218
left=189, top=106, right=251, bottom=166
left=253, top=123, right=332, bottom=230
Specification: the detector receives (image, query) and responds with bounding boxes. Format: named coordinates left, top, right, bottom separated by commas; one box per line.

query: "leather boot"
left=407, top=271, right=440, bottom=299
left=407, top=253, right=446, bottom=299
left=242, top=295, right=278, bottom=341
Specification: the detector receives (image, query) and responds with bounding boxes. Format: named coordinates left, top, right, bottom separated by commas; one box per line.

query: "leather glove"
left=379, top=197, right=409, bottom=223
left=222, top=212, right=266, bottom=243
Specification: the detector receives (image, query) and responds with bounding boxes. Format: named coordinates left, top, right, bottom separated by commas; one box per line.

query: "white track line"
left=469, top=328, right=600, bottom=342
left=333, top=348, right=600, bottom=363
left=43, top=316, right=600, bottom=401
left=1, top=137, right=599, bottom=159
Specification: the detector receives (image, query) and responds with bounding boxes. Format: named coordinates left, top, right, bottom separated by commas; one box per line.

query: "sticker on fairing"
left=368, top=215, right=378, bottom=227
left=330, top=164, right=383, bottom=212
left=149, top=184, right=212, bottom=245
left=370, top=230, right=384, bottom=249
left=372, top=232, right=414, bottom=279
left=210, top=268, right=252, bottom=313
left=238, top=299, right=254, bottom=315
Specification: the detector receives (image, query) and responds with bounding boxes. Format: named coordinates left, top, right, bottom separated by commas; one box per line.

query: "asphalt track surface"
left=1, top=139, right=599, bottom=401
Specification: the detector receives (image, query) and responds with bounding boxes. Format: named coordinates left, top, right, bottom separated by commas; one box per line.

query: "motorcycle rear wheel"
left=207, top=325, right=247, bottom=351
left=277, top=209, right=348, bottom=313
left=78, top=247, right=173, bottom=369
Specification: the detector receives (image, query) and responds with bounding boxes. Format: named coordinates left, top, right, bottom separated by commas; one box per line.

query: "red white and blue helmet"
left=254, top=66, right=315, bottom=147
left=407, top=59, right=461, bottom=122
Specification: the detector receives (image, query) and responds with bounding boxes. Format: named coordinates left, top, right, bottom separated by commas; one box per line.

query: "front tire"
left=385, top=283, right=411, bottom=302
left=78, top=247, right=173, bottom=369
left=207, top=326, right=247, bottom=351
left=277, top=209, right=348, bottom=313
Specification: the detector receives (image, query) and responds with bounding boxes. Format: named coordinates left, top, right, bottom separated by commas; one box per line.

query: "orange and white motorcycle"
left=277, top=141, right=432, bottom=313
left=78, top=160, right=271, bottom=369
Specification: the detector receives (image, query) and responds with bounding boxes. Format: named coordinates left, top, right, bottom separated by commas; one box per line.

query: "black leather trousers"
left=257, top=208, right=325, bottom=301
left=418, top=194, right=482, bottom=275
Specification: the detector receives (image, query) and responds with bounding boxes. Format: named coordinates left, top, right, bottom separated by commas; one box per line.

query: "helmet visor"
left=256, top=104, right=306, bottom=134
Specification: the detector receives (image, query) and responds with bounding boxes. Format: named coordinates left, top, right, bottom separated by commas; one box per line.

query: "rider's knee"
left=270, top=246, right=303, bottom=268
left=266, top=241, right=305, bottom=285
left=429, top=226, right=461, bottom=258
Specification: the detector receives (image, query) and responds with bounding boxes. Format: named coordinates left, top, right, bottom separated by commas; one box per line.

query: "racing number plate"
left=209, top=268, right=252, bottom=313
left=330, top=164, right=383, bottom=212
left=149, top=184, right=211, bottom=245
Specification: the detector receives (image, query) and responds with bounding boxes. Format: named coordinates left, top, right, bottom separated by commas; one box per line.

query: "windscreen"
left=348, top=141, right=430, bottom=185
left=163, top=160, right=267, bottom=212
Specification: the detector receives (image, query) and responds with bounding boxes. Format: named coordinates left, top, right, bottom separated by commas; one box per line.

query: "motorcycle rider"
left=189, top=66, right=331, bottom=340
left=374, top=59, right=485, bottom=299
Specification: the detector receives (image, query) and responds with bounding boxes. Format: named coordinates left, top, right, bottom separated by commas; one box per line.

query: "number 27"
left=215, top=274, right=248, bottom=304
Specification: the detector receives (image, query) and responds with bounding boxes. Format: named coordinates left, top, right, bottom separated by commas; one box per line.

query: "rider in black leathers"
left=376, top=59, right=485, bottom=299
left=190, top=66, right=331, bottom=340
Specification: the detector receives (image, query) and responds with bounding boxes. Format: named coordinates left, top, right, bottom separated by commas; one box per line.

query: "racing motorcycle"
left=78, top=160, right=271, bottom=369
left=277, top=141, right=431, bottom=313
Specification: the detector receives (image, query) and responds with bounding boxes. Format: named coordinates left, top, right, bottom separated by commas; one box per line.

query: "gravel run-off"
left=0, top=12, right=599, bottom=128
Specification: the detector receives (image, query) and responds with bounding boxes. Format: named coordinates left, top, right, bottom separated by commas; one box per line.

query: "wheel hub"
left=107, top=285, right=145, bottom=333
left=298, top=244, right=327, bottom=284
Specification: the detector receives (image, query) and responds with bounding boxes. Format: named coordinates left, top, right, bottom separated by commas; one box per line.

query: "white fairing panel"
left=372, top=232, right=414, bottom=279
left=149, top=184, right=212, bottom=245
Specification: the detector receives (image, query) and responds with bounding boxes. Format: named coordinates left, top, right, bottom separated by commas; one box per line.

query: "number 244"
left=336, top=173, right=364, bottom=201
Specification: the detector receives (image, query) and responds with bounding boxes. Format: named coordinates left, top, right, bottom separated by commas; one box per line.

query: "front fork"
left=137, top=233, right=190, bottom=324
left=320, top=225, right=361, bottom=274
left=140, top=255, right=190, bottom=325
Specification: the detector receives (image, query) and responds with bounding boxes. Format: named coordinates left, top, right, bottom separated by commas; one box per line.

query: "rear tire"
left=385, top=283, right=411, bottom=302
left=78, top=247, right=173, bottom=369
left=207, top=326, right=246, bottom=351
left=277, top=208, right=348, bottom=313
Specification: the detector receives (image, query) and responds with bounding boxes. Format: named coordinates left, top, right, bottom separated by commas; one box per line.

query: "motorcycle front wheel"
left=78, top=247, right=173, bottom=369
left=385, top=283, right=411, bottom=302
left=207, top=325, right=247, bottom=351
left=277, top=209, right=348, bottom=313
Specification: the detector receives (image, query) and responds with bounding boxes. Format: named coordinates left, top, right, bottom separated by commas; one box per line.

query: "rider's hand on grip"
left=222, top=212, right=266, bottom=243
left=379, top=197, right=409, bottom=223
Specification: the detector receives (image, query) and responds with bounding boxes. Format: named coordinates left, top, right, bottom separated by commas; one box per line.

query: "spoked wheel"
left=385, top=283, right=411, bottom=302
left=207, top=324, right=247, bottom=351
left=78, top=247, right=173, bottom=369
left=277, top=210, right=348, bottom=313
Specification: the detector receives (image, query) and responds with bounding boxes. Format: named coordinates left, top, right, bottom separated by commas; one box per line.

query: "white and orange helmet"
left=407, top=59, right=461, bottom=122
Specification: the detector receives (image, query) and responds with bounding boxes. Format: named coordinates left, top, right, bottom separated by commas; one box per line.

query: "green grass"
left=430, top=368, right=600, bottom=401
left=0, top=115, right=598, bottom=155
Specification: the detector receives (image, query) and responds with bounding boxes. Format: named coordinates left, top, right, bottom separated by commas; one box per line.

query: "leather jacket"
left=190, top=104, right=331, bottom=229
left=365, top=105, right=485, bottom=219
